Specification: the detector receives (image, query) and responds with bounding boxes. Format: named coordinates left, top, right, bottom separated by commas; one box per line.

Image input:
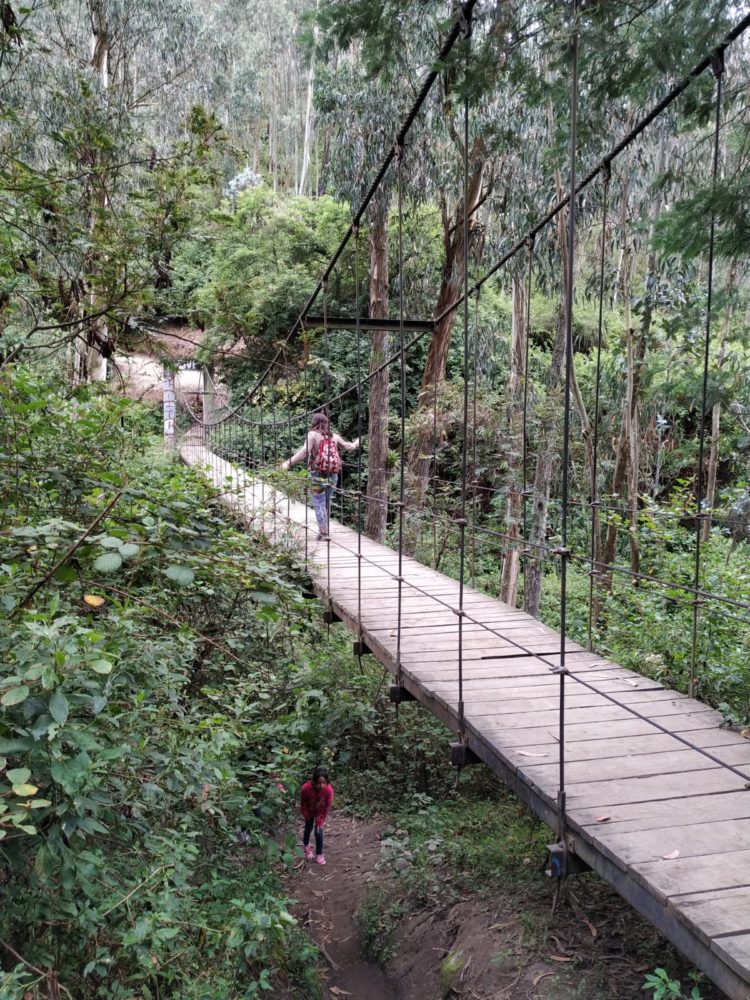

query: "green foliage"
left=356, top=887, right=405, bottom=966
left=0, top=368, right=344, bottom=997
left=642, top=967, right=704, bottom=1000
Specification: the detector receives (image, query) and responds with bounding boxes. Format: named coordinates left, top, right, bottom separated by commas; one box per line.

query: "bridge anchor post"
left=323, top=608, right=341, bottom=625
left=353, top=639, right=372, bottom=657
left=546, top=841, right=590, bottom=880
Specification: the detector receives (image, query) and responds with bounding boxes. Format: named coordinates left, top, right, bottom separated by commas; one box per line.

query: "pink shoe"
left=304, top=844, right=314, bottom=860
left=316, top=854, right=326, bottom=866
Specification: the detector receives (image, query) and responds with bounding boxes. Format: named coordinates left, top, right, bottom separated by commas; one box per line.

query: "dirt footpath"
left=290, top=815, right=397, bottom=1000
left=288, top=814, right=722, bottom=1000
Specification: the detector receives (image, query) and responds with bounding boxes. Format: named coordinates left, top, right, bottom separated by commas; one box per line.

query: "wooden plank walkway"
left=181, top=436, right=750, bottom=999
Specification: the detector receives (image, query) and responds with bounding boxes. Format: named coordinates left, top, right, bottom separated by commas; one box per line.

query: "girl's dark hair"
left=312, top=766, right=329, bottom=784
left=311, top=412, right=329, bottom=433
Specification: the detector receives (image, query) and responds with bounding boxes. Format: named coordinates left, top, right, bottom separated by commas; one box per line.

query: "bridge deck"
left=181, top=438, right=750, bottom=999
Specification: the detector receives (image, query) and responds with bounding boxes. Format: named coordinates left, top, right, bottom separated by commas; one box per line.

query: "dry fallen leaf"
left=581, top=916, right=598, bottom=938
left=662, top=849, right=680, bottom=860
left=83, top=594, right=105, bottom=607
left=596, top=815, right=610, bottom=823
left=549, top=954, right=572, bottom=963
left=330, top=989, right=352, bottom=997
left=518, top=751, right=548, bottom=758
left=741, top=729, right=750, bottom=740
left=533, top=971, right=555, bottom=987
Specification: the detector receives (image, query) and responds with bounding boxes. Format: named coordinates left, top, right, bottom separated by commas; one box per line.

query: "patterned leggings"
left=310, top=472, right=337, bottom=534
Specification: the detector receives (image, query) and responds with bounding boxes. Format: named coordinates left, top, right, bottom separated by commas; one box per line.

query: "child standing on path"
left=281, top=412, right=359, bottom=540
left=300, top=766, right=334, bottom=866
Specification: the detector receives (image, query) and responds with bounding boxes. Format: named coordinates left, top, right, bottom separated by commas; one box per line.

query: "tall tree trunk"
left=625, top=300, right=641, bottom=576
left=602, top=142, right=667, bottom=576
left=365, top=207, right=390, bottom=541
left=569, top=341, right=601, bottom=576
left=404, top=141, right=485, bottom=541
left=84, top=0, right=109, bottom=382
left=317, top=48, right=337, bottom=196
left=298, top=0, right=319, bottom=196
left=499, top=272, right=526, bottom=607
left=702, top=260, right=737, bottom=541
left=524, top=176, right=569, bottom=619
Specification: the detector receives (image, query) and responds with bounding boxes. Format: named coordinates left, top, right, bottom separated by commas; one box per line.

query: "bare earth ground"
left=289, top=815, right=397, bottom=999
left=289, top=814, right=723, bottom=1000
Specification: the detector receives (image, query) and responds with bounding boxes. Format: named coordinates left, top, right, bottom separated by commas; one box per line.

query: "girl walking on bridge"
left=281, top=412, right=359, bottom=540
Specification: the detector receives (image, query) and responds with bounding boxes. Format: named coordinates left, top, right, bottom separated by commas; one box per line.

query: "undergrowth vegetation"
left=0, top=369, right=357, bottom=998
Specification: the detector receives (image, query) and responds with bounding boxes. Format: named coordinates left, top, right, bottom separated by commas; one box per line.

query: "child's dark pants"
left=303, top=818, right=324, bottom=855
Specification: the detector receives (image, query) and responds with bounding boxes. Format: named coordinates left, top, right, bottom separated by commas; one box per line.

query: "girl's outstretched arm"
left=282, top=431, right=315, bottom=470
left=334, top=434, right=360, bottom=452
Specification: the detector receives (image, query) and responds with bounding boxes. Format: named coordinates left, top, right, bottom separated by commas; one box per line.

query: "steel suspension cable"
left=259, top=391, right=265, bottom=508
left=431, top=350, right=439, bottom=569
left=689, top=54, right=725, bottom=699
left=557, top=0, right=579, bottom=856
left=586, top=165, right=610, bottom=652
left=303, top=358, right=310, bottom=566
left=285, top=365, right=293, bottom=525
left=322, top=278, right=333, bottom=616
left=271, top=383, right=279, bottom=541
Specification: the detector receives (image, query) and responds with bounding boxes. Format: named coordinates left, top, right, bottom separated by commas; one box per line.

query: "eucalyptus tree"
left=316, top=0, right=516, bottom=544
left=316, top=0, right=450, bottom=541
left=0, top=0, right=227, bottom=376
left=491, top=0, right=746, bottom=616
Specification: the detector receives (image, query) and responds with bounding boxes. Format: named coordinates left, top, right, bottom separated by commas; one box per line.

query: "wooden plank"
left=366, top=619, right=556, bottom=636
left=592, top=818, right=750, bottom=867
left=504, top=732, right=697, bottom=760
left=521, top=749, right=723, bottom=785
left=569, top=790, right=750, bottom=834
left=671, top=887, right=750, bottom=944
left=631, top=850, right=750, bottom=905
left=561, top=769, right=747, bottom=811
left=460, top=690, right=695, bottom=719
left=487, top=717, right=659, bottom=747
left=711, top=934, right=750, bottom=986
left=427, top=676, right=664, bottom=698
left=479, top=702, right=675, bottom=731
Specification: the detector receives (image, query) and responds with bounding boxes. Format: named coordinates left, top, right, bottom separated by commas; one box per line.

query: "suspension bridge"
left=174, top=5, right=750, bottom=996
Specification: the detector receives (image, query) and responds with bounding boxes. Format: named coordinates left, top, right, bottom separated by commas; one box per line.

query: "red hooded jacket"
left=300, top=780, right=333, bottom=827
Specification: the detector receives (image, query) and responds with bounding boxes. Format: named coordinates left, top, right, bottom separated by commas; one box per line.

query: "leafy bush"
left=0, top=370, right=338, bottom=997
